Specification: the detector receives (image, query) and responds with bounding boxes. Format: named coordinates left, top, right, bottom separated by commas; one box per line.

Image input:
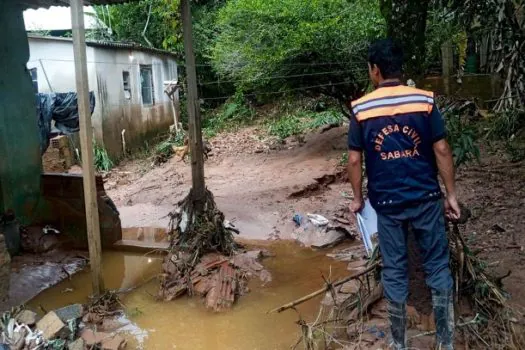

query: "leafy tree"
left=209, top=0, right=385, bottom=114
left=379, top=0, right=430, bottom=77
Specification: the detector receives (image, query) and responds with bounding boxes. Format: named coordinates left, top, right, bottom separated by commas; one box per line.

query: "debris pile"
left=159, top=188, right=271, bottom=311
left=291, top=213, right=355, bottom=249
left=273, top=216, right=525, bottom=349
left=0, top=293, right=129, bottom=350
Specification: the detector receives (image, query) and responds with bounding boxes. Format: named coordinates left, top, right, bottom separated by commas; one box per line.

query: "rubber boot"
left=432, top=289, right=455, bottom=350
left=387, top=301, right=407, bottom=350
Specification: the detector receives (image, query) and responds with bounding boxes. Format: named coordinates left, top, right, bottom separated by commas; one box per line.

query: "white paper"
left=356, top=199, right=379, bottom=257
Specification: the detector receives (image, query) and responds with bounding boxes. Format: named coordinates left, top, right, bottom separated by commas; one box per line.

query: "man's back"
left=349, top=81, right=445, bottom=213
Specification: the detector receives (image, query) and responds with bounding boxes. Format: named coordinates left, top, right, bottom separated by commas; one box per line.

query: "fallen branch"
left=268, top=262, right=380, bottom=314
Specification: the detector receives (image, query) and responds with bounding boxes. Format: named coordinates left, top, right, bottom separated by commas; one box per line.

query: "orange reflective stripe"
left=351, top=86, right=434, bottom=122
left=356, top=102, right=432, bottom=121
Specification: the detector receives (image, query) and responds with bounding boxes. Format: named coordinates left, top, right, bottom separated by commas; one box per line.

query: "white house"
left=27, top=35, right=179, bottom=158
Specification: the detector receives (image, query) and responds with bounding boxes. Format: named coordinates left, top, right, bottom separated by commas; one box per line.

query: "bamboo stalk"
left=267, top=262, right=380, bottom=314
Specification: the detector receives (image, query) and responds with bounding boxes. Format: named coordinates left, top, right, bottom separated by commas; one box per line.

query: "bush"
left=93, top=141, right=113, bottom=172
left=203, top=91, right=255, bottom=137
left=485, top=110, right=525, bottom=140
left=210, top=0, right=384, bottom=101
left=445, top=113, right=480, bottom=167
left=267, top=114, right=304, bottom=140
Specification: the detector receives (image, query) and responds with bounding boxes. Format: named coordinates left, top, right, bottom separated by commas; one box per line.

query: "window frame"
left=122, top=70, right=131, bottom=100
left=139, top=65, right=155, bottom=106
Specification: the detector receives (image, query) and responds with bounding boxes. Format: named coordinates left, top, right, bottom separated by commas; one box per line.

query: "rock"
left=347, top=259, right=367, bottom=271
left=36, top=311, right=69, bottom=340
left=321, top=291, right=349, bottom=307
left=68, top=338, right=85, bottom=350
left=81, top=329, right=127, bottom=350
left=15, top=310, right=38, bottom=326
left=311, top=230, right=345, bottom=249
left=243, top=250, right=263, bottom=260
left=491, top=224, right=506, bottom=233
left=339, top=280, right=360, bottom=294
left=54, top=304, right=83, bottom=323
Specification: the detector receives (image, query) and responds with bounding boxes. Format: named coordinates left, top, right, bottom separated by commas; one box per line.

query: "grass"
left=267, top=110, right=344, bottom=140
left=93, top=141, right=113, bottom=172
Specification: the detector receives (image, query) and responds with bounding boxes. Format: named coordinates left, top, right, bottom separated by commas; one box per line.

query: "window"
left=122, top=71, right=131, bottom=100
left=29, top=68, right=38, bottom=93
left=140, top=65, right=154, bottom=105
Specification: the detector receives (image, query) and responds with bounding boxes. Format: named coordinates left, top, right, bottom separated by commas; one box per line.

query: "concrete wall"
left=0, top=2, right=42, bottom=223
left=27, top=37, right=178, bottom=159
left=93, top=47, right=178, bottom=158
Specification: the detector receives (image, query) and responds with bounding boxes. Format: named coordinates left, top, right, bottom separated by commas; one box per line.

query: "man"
left=347, top=39, right=460, bottom=350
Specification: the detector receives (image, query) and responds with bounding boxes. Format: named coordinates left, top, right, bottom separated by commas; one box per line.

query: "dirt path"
left=107, top=125, right=351, bottom=239
left=107, top=124, right=525, bottom=312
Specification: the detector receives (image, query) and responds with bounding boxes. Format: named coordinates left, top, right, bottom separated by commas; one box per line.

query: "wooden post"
left=181, top=0, right=206, bottom=209
left=70, top=0, right=104, bottom=296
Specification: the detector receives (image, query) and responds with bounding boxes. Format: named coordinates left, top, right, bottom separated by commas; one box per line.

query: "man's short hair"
left=368, top=39, right=404, bottom=79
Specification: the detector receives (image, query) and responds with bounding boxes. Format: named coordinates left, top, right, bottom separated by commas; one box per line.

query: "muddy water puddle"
left=29, top=240, right=349, bottom=349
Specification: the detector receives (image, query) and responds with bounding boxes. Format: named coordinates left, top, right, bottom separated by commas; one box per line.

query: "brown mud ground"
left=106, top=124, right=525, bottom=314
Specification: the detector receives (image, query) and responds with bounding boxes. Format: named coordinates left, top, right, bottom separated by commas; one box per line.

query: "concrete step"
left=112, top=239, right=169, bottom=253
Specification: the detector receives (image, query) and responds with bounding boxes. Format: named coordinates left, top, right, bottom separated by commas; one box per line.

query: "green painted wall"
left=0, top=1, right=42, bottom=223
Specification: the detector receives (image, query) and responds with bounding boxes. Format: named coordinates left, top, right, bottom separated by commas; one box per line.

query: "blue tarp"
left=36, top=92, right=96, bottom=154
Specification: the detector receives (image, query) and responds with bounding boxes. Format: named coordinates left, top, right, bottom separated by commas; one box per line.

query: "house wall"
left=27, top=38, right=102, bottom=141
left=0, top=1, right=42, bottom=223
left=93, top=47, right=177, bottom=158
left=27, top=37, right=178, bottom=159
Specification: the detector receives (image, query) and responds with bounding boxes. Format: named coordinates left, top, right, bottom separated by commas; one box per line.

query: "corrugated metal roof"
left=28, top=34, right=181, bottom=59
left=19, top=0, right=132, bottom=10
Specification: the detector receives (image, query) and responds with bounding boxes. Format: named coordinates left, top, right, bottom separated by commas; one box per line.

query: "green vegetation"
left=202, top=91, right=255, bottom=138
left=445, top=113, right=480, bottom=168
left=93, top=141, right=114, bottom=172
left=267, top=109, right=344, bottom=140
left=211, top=0, right=384, bottom=105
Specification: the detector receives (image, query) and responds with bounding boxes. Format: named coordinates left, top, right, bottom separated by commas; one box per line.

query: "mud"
left=29, top=241, right=349, bottom=349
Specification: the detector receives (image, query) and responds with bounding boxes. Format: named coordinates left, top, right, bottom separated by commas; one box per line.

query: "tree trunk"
left=380, top=0, right=430, bottom=77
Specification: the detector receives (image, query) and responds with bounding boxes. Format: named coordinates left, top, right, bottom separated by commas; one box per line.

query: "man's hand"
left=349, top=197, right=364, bottom=214
left=444, top=195, right=461, bottom=221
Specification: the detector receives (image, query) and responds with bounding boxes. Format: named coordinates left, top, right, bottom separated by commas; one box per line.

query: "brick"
left=36, top=311, right=69, bottom=340
left=15, top=310, right=38, bottom=326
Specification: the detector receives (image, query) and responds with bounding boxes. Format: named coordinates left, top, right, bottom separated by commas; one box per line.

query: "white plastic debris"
left=307, top=213, right=329, bottom=226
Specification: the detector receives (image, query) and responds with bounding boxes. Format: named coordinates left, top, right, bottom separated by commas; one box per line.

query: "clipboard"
left=356, top=199, right=379, bottom=257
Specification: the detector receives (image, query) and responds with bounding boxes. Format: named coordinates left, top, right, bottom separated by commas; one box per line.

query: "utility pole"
left=70, top=0, right=104, bottom=296
left=181, top=0, right=206, bottom=211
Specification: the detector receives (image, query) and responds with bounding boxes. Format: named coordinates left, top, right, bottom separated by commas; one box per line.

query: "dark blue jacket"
left=348, top=81, right=446, bottom=213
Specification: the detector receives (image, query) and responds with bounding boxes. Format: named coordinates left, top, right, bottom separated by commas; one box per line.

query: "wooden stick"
left=268, top=262, right=380, bottom=314
left=70, top=0, right=104, bottom=296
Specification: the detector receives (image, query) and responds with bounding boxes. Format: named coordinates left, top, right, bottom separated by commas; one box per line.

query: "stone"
left=54, top=304, right=83, bottom=323
left=339, top=280, right=360, bottom=294
left=68, top=338, right=85, bottom=350
left=15, top=310, right=38, bottom=326
left=36, top=311, right=69, bottom=340
left=81, top=329, right=127, bottom=350
left=311, top=230, right=345, bottom=249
